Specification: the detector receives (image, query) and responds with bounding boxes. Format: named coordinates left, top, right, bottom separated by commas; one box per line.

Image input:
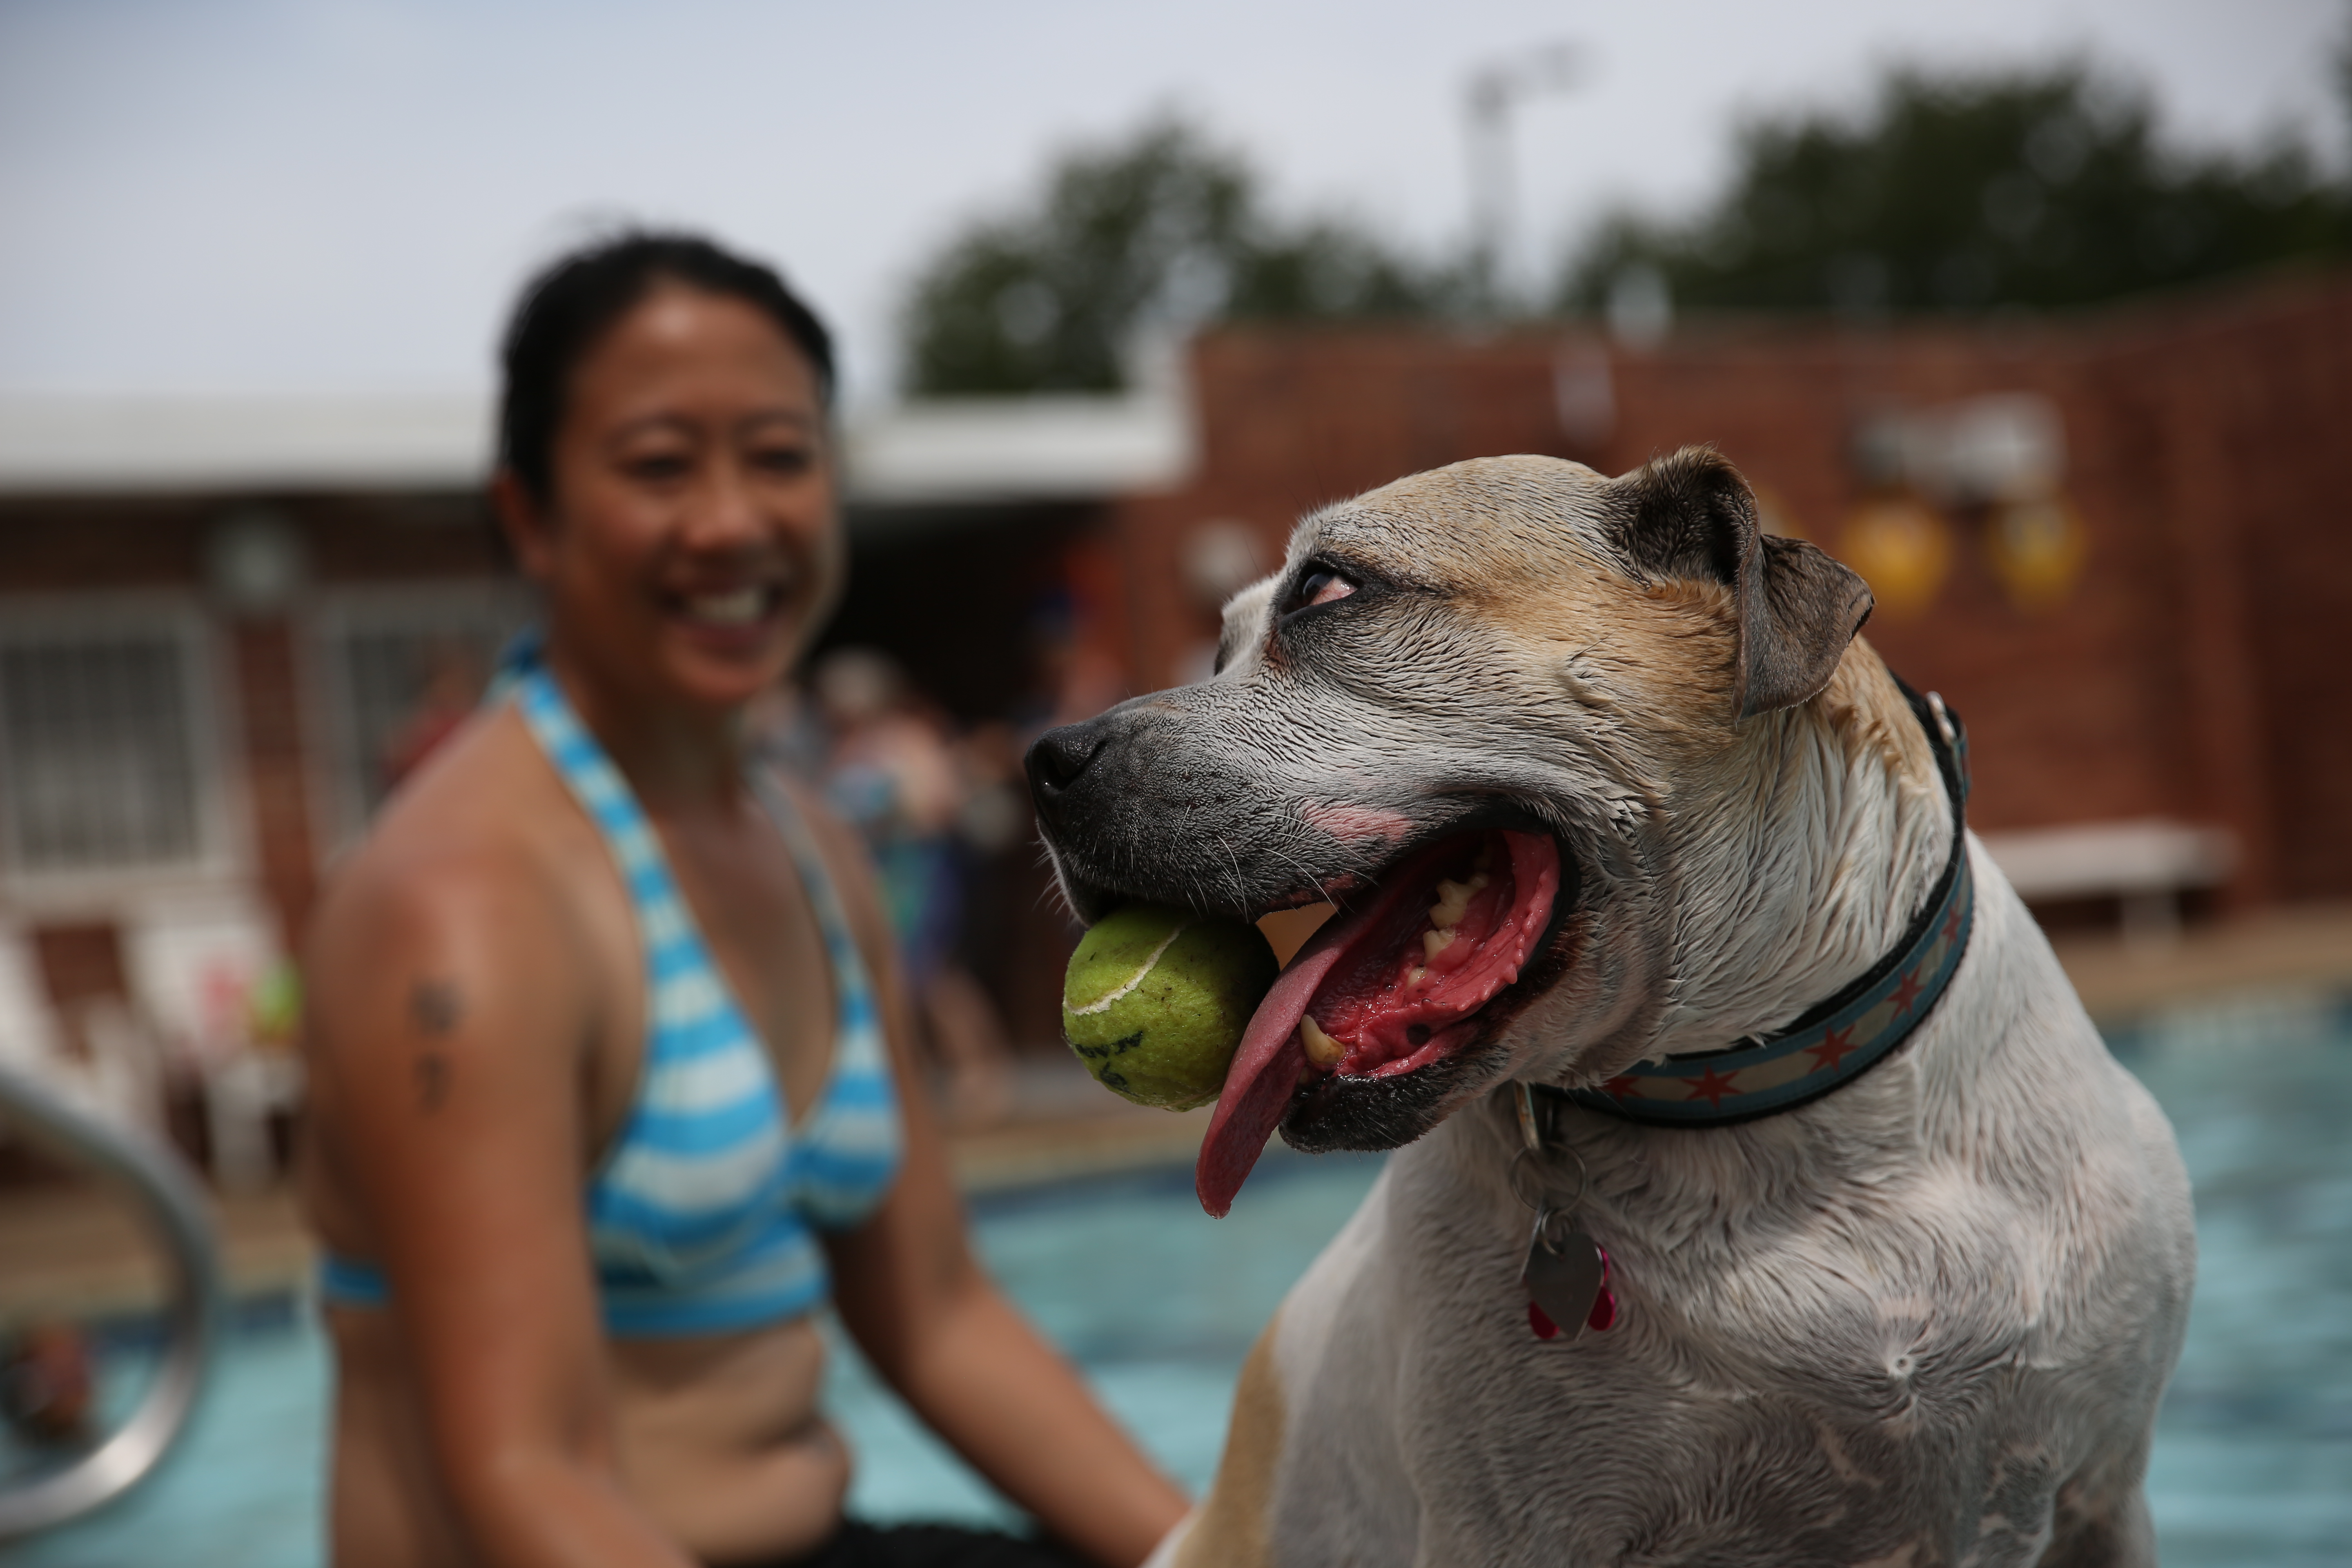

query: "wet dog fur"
left=1028, top=450, right=2194, bottom=1568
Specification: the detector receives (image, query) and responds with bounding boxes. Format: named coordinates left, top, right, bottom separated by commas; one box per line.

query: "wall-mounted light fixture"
left=203, top=509, right=308, bottom=618
left=1844, top=393, right=2086, bottom=616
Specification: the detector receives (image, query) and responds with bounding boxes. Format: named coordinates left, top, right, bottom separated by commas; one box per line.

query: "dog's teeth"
left=1301, top=1015, right=1345, bottom=1069
left=1425, top=872, right=1491, bottom=933
left=1408, top=965, right=1428, bottom=987
left=1423, top=928, right=1456, bottom=963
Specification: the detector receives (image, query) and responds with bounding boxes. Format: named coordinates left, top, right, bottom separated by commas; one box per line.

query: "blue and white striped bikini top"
left=321, top=665, right=904, bottom=1338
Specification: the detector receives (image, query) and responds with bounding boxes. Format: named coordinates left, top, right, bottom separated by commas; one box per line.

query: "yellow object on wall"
left=1839, top=495, right=1953, bottom=618
left=1986, top=495, right=2089, bottom=611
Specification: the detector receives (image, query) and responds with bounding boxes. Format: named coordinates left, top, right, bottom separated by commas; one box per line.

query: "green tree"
left=1559, top=62, right=2350, bottom=318
left=902, top=119, right=1458, bottom=395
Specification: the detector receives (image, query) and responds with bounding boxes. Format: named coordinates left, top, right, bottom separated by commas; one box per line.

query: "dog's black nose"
left=1025, top=719, right=1109, bottom=810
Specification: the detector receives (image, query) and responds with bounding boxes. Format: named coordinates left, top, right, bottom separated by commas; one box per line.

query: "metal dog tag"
left=1521, top=1215, right=1605, bottom=1339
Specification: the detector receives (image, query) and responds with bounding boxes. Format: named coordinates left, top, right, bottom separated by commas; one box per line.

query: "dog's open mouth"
left=1199, top=829, right=1561, bottom=1214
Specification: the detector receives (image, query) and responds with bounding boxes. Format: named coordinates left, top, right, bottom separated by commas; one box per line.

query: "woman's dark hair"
left=497, top=231, right=836, bottom=503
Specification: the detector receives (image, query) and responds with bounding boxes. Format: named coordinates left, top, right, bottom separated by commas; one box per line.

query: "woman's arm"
left=802, top=802, right=1190, bottom=1568
left=307, top=848, right=697, bottom=1568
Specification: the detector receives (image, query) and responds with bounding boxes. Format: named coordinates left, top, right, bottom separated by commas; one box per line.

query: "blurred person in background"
left=378, top=636, right=494, bottom=795
left=0, top=1321, right=96, bottom=1449
left=811, top=650, right=1013, bottom=1127
left=1017, top=593, right=1124, bottom=739
left=298, top=233, right=1185, bottom=1568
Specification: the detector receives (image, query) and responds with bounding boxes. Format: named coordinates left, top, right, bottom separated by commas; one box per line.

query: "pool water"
left=2113, top=992, right=2352, bottom=1566
left=9, top=990, right=2351, bottom=1566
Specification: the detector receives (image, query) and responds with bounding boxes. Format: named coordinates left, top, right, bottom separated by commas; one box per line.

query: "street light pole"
left=1463, top=42, right=1583, bottom=316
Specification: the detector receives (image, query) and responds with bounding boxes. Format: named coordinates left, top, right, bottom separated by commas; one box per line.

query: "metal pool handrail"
left=0, top=1061, right=224, bottom=1540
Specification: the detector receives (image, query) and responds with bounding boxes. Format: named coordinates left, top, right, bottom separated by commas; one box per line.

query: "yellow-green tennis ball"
left=1063, top=904, right=1280, bottom=1111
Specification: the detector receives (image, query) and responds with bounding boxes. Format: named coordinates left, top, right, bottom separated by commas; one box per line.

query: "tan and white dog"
left=1026, top=450, right=2194, bottom=1567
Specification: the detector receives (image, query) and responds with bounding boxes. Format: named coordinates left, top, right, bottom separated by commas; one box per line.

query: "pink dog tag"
left=1525, top=1283, right=1619, bottom=1339
left=1522, top=1220, right=1608, bottom=1339
left=1586, top=1247, right=1618, bottom=1333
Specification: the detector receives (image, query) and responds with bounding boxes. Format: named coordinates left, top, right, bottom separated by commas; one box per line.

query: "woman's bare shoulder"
left=308, top=704, right=607, bottom=1004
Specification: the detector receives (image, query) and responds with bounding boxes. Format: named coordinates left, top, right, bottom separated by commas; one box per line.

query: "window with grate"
left=321, top=591, right=526, bottom=831
left=0, top=627, right=212, bottom=875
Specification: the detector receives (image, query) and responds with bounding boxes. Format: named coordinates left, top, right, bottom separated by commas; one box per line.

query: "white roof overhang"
left=0, top=391, right=1195, bottom=504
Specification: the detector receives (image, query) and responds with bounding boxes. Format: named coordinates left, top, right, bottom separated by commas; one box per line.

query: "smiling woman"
left=494, top=241, right=844, bottom=719
left=296, top=234, right=1186, bottom=1568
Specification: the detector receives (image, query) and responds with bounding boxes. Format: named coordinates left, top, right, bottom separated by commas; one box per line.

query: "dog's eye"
left=1284, top=566, right=1357, bottom=616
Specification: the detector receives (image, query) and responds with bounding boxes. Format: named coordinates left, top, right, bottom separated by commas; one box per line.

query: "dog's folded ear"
left=1610, top=446, right=1874, bottom=720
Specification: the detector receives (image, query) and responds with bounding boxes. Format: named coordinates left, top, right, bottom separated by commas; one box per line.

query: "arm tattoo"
left=414, top=1054, right=451, bottom=1114
left=410, top=980, right=461, bottom=1035
left=409, top=980, right=459, bottom=1113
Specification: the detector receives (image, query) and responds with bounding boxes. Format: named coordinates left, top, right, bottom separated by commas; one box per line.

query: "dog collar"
left=1552, top=681, right=1973, bottom=1129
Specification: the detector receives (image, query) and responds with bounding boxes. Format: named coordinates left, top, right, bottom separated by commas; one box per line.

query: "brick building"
left=0, top=391, right=1179, bottom=1150
left=0, top=269, right=2344, bottom=1145
left=1105, top=269, right=2352, bottom=915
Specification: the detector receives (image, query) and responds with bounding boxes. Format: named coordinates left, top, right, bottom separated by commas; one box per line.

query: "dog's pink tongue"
left=1195, top=952, right=1327, bottom=1217
left=1197, top=900, right=1383, bottom=1217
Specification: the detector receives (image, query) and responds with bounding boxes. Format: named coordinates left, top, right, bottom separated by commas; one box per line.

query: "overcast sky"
left=1, top=0, right=2342, bottom=404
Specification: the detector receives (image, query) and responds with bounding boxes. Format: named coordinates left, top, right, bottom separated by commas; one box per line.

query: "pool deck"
left=2049, top=901, right=2352, bottom=1023
left=7, top=900, right=2350, bottom=1323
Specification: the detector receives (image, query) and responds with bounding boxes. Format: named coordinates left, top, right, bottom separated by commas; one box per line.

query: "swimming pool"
left=9, top=988, right=2350, bottom=1566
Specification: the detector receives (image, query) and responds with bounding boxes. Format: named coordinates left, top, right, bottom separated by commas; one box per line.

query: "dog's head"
left=1027, top=449, right=1873, bottom=1206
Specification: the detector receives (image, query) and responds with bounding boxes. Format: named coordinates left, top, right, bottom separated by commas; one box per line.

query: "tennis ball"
left=1063, top=904, right=1280, bottom=1111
